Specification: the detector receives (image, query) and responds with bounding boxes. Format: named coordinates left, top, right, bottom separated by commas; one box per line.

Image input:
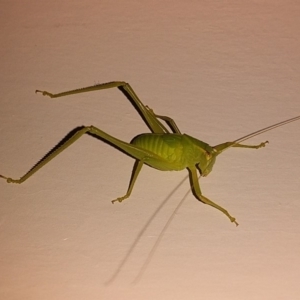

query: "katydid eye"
left=205, top=151, right=212, bottom=160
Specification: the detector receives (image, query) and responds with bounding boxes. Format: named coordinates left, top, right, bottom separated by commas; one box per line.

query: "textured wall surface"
left=1, top=1, right=300, bottom=299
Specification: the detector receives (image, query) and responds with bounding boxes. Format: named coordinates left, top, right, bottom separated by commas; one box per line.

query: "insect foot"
left=230, top=217, right=239, bottom=227
left=35, top=90, right=54, bottom=98
left=0, top=175, right=19, bottom=184
left=111, top=196, right=128, bottom=204
left=259, top=141, right=269, bottom=148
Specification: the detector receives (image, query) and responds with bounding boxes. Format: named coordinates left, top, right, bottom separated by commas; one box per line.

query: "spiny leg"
left=36, top=81, right=168, bottom=134
left=0, top=125, right=157, bottom=186
left=1, top=127, right=91, bottom=184
left=188, top=167, right=238, bottom=226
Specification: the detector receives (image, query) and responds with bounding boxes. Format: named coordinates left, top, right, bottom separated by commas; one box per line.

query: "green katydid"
left=1, top=81, right=299, bottom=226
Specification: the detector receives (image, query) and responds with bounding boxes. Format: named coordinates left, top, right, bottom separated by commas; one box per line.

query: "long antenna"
left=233, top=115, right=300, bottom=144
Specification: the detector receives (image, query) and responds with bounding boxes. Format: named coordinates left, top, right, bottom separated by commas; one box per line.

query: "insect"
left=1, top=81, right=299, bottom=225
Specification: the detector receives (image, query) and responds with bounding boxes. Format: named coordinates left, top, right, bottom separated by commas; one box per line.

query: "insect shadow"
left=105, top=173, right=189, bottom=285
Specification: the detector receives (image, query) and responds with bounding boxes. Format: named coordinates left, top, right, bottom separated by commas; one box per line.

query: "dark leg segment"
left=0, top=126, right=154, bottom=184
left=145, top=106, right=182, bottom=134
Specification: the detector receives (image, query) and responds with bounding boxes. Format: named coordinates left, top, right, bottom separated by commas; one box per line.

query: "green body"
left=1, top=81, right=299, bottom=225
left=131, top=133, right=214, bottom=172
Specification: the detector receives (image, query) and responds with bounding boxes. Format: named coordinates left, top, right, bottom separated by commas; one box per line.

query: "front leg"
left=188, top=167, right=238, bottom=226
left=214, top=141, right=268, bottom=153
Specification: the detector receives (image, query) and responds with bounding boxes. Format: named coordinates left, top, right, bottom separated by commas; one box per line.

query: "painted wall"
left=1, top=1, right=300, bottom=299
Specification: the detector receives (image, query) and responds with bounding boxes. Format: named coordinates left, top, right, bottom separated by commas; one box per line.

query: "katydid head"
left=196, top=148, right=218, bottom=177
left=184, top=134, right=219, bottom=176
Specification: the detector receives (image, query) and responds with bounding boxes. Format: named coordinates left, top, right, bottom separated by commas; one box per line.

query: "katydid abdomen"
left=131, top=133, right=210, bottom=171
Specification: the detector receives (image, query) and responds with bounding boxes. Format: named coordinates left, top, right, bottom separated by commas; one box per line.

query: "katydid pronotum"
left=1, top=81, right=299, bottom=225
